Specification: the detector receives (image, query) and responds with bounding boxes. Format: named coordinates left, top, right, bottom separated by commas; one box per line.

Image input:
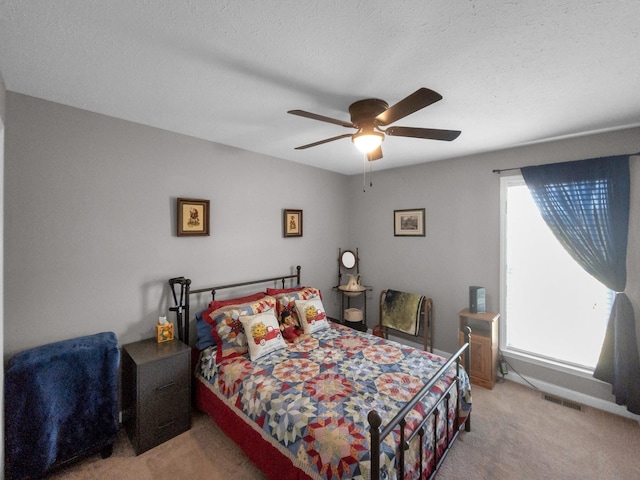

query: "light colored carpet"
left=437, top=380, right=640, bottom=480
left=49, top=380, right=639, bottom=480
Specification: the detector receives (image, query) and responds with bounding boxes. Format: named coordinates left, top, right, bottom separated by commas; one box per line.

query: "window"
left=500, top=176, right=613, bottom=370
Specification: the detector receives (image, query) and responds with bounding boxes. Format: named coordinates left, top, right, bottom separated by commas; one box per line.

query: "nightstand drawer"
left=141, top=387, right=190, bottom=420
left=138, top=389, right=190, bottom=452
left=139, top=353, right=190, bottom=396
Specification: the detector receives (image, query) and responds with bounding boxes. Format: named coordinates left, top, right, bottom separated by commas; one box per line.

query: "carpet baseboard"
left=506, top=376, right=640, bottom=423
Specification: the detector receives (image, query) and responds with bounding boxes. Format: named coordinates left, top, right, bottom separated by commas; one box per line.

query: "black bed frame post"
left=423, top=297, right=433, bottom=352
left=464, top=326, right=471, bottom=432
left=398, top=419, right=406, bottom=478
left=184, top=278, right=191, bottom=344
left=368, top=411, right=382, bottom=480
left=168, top=277, right=191, bottom=344
left=295, top=265, right=301, bottom=285
left=169, top=277, right=183, bottom=340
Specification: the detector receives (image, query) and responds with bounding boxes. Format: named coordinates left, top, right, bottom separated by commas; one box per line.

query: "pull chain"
left=362, top=152, right=375, bottom=191
left=363, top=153, right=367, bottom=192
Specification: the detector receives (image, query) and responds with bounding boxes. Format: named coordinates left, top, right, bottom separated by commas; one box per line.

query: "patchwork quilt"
left=198, top=322, right=471, bottom=480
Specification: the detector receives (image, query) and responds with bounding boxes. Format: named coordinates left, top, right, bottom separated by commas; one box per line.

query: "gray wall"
left=4, top=93, right=349, bottom=358
left=348, top=127, right=640, bottom=407
left=4, top=91, right=640, bottom=415
left=0, top=69, right=5, bottom=124
left=1, top=67, right=6, bottom=477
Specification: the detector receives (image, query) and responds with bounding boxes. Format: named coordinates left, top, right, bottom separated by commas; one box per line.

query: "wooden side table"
left=121, top=337, right=191, bottom=454
left=458, top=308, right=500, bottom=389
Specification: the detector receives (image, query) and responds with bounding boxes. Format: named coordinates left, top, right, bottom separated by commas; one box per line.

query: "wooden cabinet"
left=458, top=308, right=500, bottom=390
left=121, top=338, right=191, bottom=454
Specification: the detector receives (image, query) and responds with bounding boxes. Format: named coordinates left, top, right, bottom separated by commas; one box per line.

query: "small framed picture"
left=177, top=198, right=210, bottom=236
left=394, top=208, right=425, bottom=237
left=283, top=209, right=303, bottom=237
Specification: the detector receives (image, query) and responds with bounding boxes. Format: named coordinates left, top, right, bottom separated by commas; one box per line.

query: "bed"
left=169, top=266, right=471, bottom=480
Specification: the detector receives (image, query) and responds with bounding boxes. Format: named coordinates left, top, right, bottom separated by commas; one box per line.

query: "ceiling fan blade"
left=386, top=126, right=461, bottom=141
left=288, top=110, right=355, bottom=128
left=375, top=88, right=443, bottom=126
left=294, top=133, right=353, bottom=150
left=367, top=146, right=383, bottom=161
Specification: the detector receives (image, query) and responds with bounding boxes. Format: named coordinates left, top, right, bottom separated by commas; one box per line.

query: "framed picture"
left=177, top=198, right=210, bottom=236
left=394, top=208, right=425, bottom=237
left=283, top=209, right=303, bottom=237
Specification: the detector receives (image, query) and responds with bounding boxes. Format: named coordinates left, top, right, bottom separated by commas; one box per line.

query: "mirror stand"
left=336, top=248, right=369, bottom=332
left=337, top=248, right=359, bottom=287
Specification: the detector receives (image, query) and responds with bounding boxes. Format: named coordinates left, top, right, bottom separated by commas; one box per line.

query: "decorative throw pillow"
left=209, top=292, right=267, bottom=310
left=203, top=296, right=276, bottom=363
left=266, top=286, right=322, bottom=298
left=196, top=293, right=268, bottom=351
left=195, top=309, right=216, bottom=350
left=294, top=297, right=330, bottom=334
left=240, top=311, right=287, bottom=361
left=272, top=287, right=322, bottom=329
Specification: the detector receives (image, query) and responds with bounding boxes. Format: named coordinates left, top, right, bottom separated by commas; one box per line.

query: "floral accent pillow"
left=272, top=287, right=322, bottom=329
left=240, top=311, right=287, bottom=361
left=203, top=296, right=276, bottom=364
left=196, top=292, right=267, bottom=351
left=294, top=297, right=330, bottom=334
left=196, top=292, right=267, bottom=350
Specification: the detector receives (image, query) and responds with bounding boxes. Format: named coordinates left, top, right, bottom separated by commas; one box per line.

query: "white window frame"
left=498, top=175, right=601, bottom=379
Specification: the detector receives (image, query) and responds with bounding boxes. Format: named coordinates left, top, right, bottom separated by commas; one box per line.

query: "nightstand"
left=458, top=308, right=500, bottom=389
left=121, top=337, right=191, bottom=454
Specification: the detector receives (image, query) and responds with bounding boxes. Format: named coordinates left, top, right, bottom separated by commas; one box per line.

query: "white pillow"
left=294, top=297, right=330, bottom=334
left=239, top=311, right=287, bottom=361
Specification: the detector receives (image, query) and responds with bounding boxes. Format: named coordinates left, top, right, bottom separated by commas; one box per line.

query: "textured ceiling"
left=1, top=1, right=639, bottom=175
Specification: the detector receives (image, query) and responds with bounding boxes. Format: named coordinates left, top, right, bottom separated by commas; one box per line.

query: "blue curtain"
left=521, top=155, right=639, bottom=414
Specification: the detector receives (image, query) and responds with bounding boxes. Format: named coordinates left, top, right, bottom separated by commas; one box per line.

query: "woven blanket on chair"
left=381, top=289, right=425, bottom=336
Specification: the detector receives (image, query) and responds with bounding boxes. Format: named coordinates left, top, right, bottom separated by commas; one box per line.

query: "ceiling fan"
left=288, top=88, right=461, bottom=161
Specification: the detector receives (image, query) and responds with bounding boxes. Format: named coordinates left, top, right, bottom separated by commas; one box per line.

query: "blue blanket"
left=5, top=332, right=119, bottom=479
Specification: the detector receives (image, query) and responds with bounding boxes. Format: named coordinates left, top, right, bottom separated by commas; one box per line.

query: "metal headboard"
left=169, top=266, right=301, bottom=343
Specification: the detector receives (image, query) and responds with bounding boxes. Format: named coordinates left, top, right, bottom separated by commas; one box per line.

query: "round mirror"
left=341, top=250, right=357, bottom=269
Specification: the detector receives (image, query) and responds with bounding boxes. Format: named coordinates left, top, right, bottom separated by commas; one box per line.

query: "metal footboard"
left=368, top=327, right=471, bottom=480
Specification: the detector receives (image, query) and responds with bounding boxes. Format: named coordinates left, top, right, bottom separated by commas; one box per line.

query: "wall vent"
left=542, top=393, right=584, bottom=412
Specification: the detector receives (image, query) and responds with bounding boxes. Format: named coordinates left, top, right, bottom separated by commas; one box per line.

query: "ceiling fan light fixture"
left=352, top=130, right=384, bottom=153
left=289, top=88, right=460, bottom=161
